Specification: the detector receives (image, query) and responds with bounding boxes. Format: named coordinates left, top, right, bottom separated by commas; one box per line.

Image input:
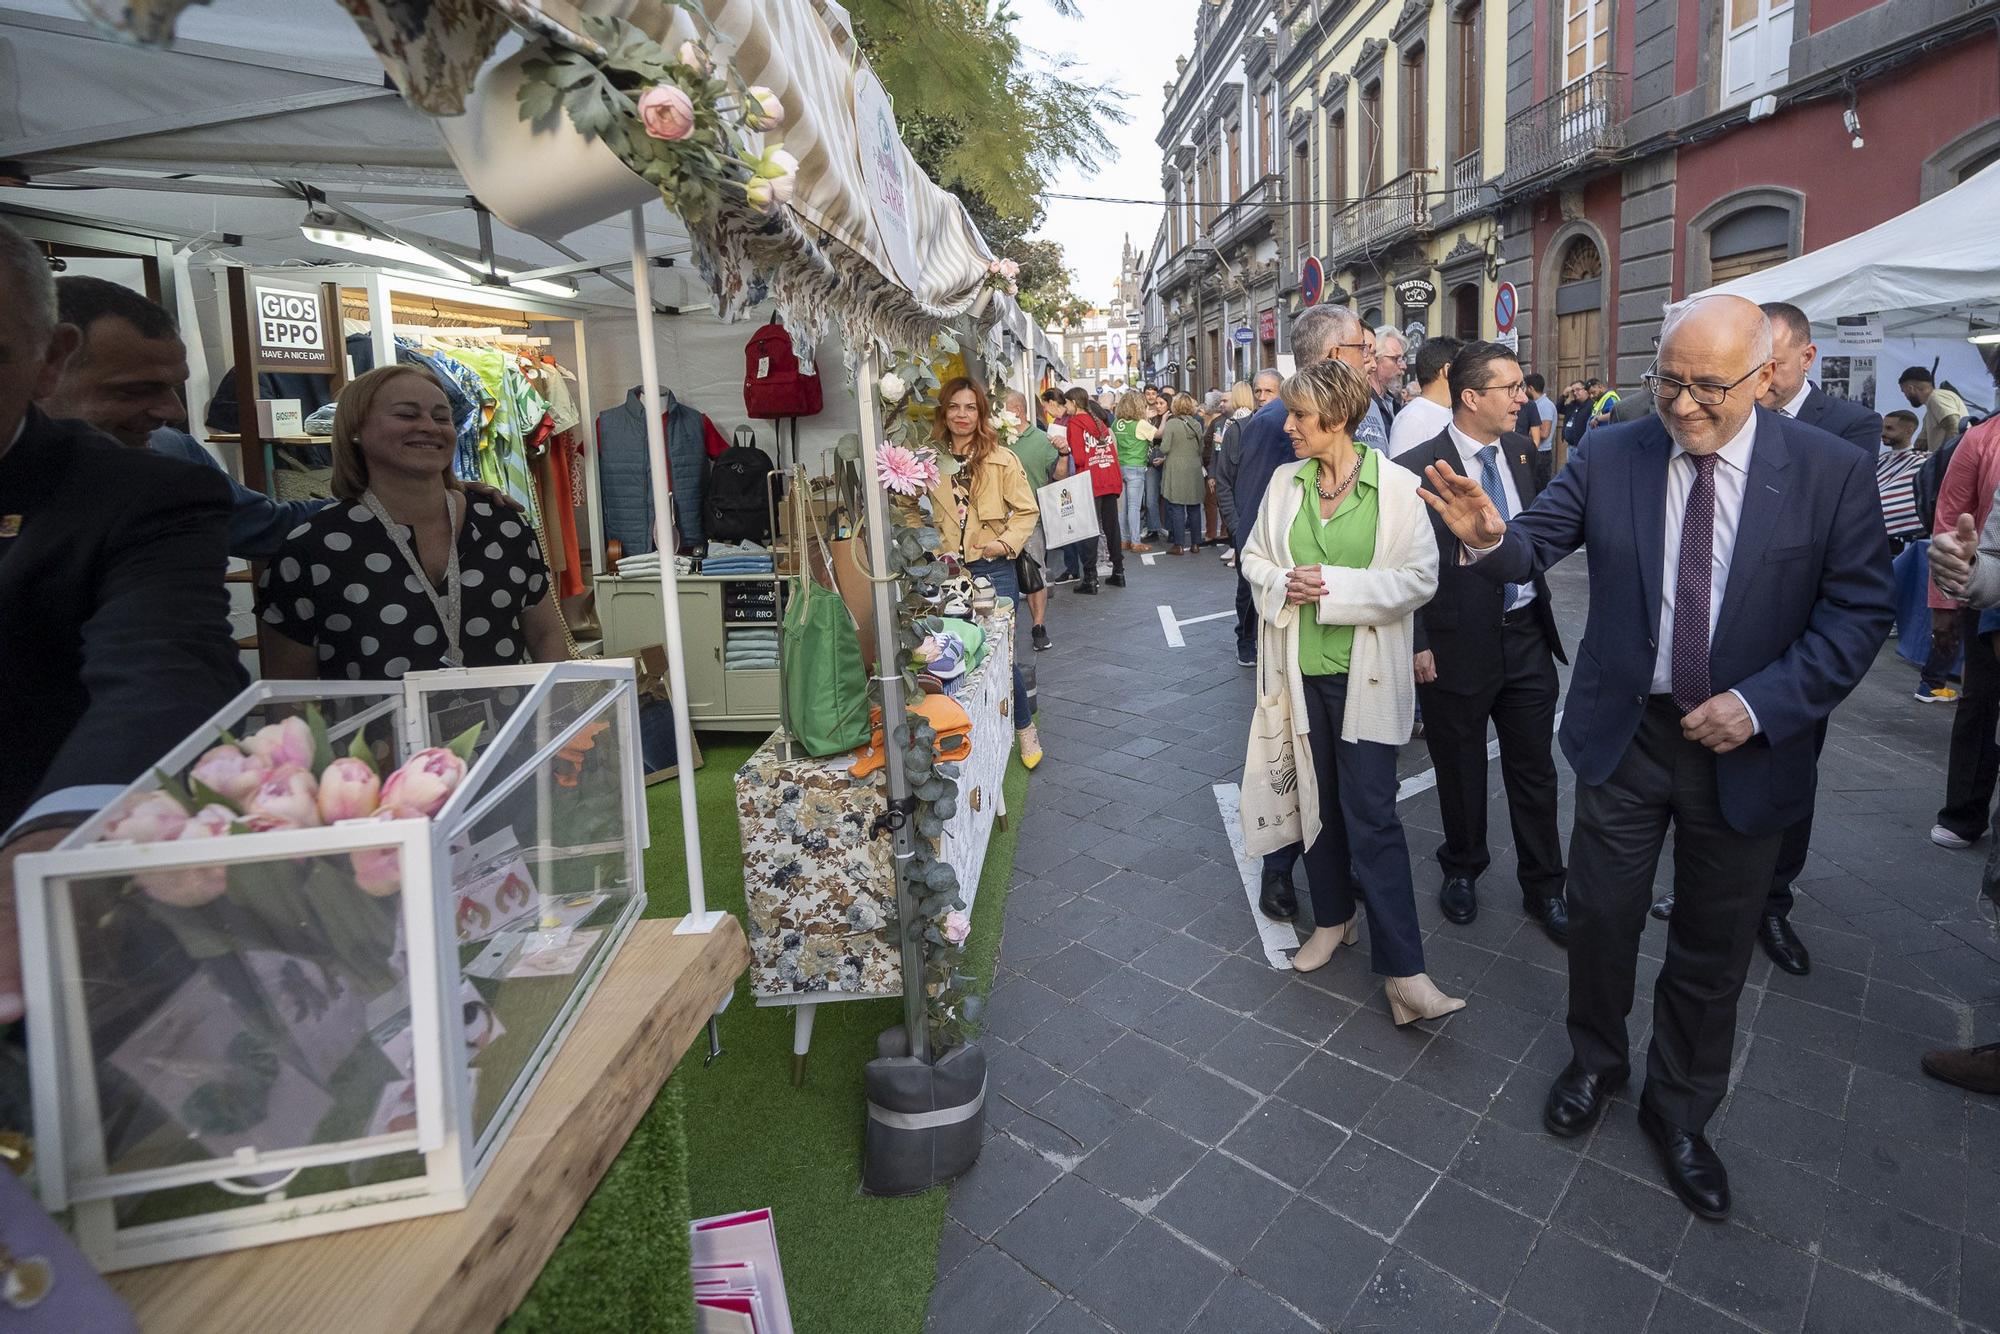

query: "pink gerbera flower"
left=878, top=444, right=934, bottom=495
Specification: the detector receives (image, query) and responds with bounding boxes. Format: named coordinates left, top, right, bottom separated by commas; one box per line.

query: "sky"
left=1028, top=0, right=1203, bottom=305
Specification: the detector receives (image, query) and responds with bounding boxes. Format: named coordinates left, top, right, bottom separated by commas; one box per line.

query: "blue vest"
left=596, top=388, right=708, bottom=553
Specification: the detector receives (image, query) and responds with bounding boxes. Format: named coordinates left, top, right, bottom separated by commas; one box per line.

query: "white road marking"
left=1394, top=709, right=1563, bottom=802
left=1213, top=782, right=1299, bottom=969
left=1141, top=552, right=1157, bottom=566
left=1157, top=605, right=1236, bottom=648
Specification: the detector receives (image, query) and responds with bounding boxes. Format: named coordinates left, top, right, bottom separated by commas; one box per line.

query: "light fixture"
left=1970, top=332, right=2000, bottom=346
left=1843, top=105, right=1864, bottom=150
left=299, top=207, right=578, bottom=298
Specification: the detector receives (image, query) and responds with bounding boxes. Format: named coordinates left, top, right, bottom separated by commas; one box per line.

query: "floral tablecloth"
left=737, top=604, right=1013, bottom=999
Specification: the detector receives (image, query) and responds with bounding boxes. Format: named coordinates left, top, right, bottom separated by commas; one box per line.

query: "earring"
left=0, top=1243, right=53, bottom=1310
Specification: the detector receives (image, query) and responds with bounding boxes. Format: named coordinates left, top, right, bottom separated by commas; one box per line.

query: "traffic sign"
left=1232, top=326, right=1255, bottom=346
left=1494, top=281, right=1518, bottom=334
left=1301, top=257, right=1324, bottom=307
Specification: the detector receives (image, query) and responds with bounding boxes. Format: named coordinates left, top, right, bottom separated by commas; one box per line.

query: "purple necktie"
left=1671, top=453, right=1719, bottom=714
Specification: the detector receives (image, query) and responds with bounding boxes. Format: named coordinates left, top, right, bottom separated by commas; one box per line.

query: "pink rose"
left=943, top=910, right=971, bottom=945
left=638, top=85, right=696, bottom=141
left=677, top=40, right=711, bottom=74
left=379, top=748, right=468, bottom=818
left=998, top=258, right=1020, bottom=280
left=106, top=791, right=188, bottom=844
left=317, top=758, right=381, bottom=823
left=189, top=744, right=269, bottom=806
left=241, top=717, right=314, bottom=772
left=744, top=147, right=799, bottom=214
left=745, top=85, right=786, bottom=131
left=246, top=769, right=322, bottom=829
left=349, top=806, right=424, bottom=897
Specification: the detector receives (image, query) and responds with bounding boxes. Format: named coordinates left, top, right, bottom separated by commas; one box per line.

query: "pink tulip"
left=241, top=717, right=314, bottom=772
left=189, top=744, right=269, bottom=806
left=317, top=758, right=381, bottom=823
left=236, top=812, right=299, bottom=834
left=745, top=85, right=786, bottom=131
left=135, top=808, right=235, bottom=905
left=106, top=791, right=188, bottom=844
left=247, top=769, right=322, bottom=829
left=349, top=805, right=423, bottom=897
left=943, top=910, right=971, bottom=945
left=638, top=85, right=696, bottom=141
left=379, top=748, right=468, bottom=818
left=180, top=804, right=236, bottom=840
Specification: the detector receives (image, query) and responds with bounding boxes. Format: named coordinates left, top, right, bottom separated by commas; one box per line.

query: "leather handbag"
left=780, top=468, right=872, bottom=757
left=824, top=501, right=880, bottom=670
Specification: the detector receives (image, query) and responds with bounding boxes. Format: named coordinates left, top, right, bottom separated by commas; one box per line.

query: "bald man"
left=1422, top=295, right=1893, bottom=1220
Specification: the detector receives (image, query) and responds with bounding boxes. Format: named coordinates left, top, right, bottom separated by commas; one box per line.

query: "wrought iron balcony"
left=1327, top=169, right=1435, bottom=262
left=1213, top=174, right=1281, bottom=249
left=1439, top=149, right=1486, bottom=222
left=1503, top=71, right=1628, bottom=188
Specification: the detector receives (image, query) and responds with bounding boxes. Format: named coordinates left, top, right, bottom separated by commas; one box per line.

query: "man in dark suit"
left=1397, top=342, right=1570, bottom=944
left=1420, top=295, right=1893, bottom=1219
left=0, top=219, right=244, bottom=1022
left=1649, top=302, right=1885, bottom=975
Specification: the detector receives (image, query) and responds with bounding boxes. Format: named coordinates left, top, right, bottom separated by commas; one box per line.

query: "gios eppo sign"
left=255, top=284, right=334, bottom=371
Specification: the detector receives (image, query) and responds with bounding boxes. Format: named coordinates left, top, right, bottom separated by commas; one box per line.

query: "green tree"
left=846, top=0, right=1121, bottom=303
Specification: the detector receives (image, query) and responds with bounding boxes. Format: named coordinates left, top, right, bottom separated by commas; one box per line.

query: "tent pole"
left=853, top=344, right=928, bottom=1063
left=628, top=207, right=722, bottom=936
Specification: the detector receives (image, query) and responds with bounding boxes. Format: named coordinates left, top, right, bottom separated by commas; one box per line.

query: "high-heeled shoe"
left=1384, top=973, right=1466, bottom=1025
left=1017, top=724, right=1044, bottom=771
left=1291, top=915, right=1359, bottom=973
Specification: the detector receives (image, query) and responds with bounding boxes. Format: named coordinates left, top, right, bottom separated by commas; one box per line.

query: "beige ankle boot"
left=1384, top=973, right=1466, bottom=1025
left=1291, top=915, right=1359, bottom=973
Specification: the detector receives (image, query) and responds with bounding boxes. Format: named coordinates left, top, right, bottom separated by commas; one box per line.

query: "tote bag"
left=1239, top=633, right=1303, bottom=856
left=1036, top=472, right=1100, bottom=548
left=781, top=471, right=872, bottom=757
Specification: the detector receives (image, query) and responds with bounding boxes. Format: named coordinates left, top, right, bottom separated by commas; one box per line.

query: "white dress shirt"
left=1448, top=422, right=1535, bottom=608
left=1387, top=396, right=1453, bottom=458
left=1777, top=379, right=1812, bottom=419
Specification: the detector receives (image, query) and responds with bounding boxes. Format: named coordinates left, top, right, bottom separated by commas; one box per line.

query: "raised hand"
left=1932, top=512, right=1979, bottom=598
left=1417, top=459, right=1507, bottom=549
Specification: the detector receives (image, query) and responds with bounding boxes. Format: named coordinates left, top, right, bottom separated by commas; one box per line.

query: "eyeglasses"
left=1474, top=381, right=1529, bottom=398
left=1641, top=363, right=1765, bottom=406
left=1378, top=351, right=1407, bottom=363
left=1333, top=341, right=1369, bottom=353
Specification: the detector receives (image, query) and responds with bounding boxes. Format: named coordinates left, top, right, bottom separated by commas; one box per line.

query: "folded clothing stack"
left=703, top=539, right=775, bottom=576
left=615, top=551, right=663, bottom=576
left=724, top=627, right=780, bottom=669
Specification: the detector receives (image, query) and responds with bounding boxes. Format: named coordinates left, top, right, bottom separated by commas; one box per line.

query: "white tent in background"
left=1698, top=160, right=2000, bottom=342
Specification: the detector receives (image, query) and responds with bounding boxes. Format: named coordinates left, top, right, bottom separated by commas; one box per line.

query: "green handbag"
left=781, top=469, right=873, bottom=757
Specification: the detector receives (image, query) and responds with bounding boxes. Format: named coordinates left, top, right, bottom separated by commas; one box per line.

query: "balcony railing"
left=1503, top=70, right=1628, bottom=187
left=1445, top=149, right=1484, bottom=220
left=1213, top=175, right=1280, bottom=248
left=1327, top=169, right=1435, bottom=261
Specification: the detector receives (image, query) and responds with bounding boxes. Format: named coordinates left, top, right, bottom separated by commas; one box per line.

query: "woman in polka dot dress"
left=257, top=365, right=566, bottom=680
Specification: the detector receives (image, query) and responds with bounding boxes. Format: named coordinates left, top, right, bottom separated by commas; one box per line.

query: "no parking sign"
left=1494, top=282, right=1518, bottom=335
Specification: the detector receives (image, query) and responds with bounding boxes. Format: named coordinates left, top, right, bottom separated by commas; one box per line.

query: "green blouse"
left=1288, top=451, right=1380, bottom=676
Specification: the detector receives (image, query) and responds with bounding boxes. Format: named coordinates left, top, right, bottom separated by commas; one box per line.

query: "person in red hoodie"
left=1065, top=386, right=1126, bottom=591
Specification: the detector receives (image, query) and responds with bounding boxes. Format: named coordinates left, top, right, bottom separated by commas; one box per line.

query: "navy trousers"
left=968, top=558, right=1032, bottom=723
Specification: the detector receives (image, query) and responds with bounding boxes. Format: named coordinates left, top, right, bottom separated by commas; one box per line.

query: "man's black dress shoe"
left=1439, top=876, right=1477, bottom=924
left=1758, top=912, right=1811, bottom=975
left=1544, top=1062, right=1625, bottom=1138
left=1649, top=893, right=1674, bottom=921
left=1637, top=1103, right=1730, bottom=1220
left=1107, top=573, right=1127, bottom=587
left=1525, top=894, right=1570, bottom=946
left=1259, top=868, right=1298, bottom=922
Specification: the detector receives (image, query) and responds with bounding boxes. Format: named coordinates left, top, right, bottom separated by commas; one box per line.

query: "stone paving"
left=927, top=542, right=2000, bottom=1334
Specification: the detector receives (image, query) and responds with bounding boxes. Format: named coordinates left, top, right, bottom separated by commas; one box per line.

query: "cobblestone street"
left=931, top=546, right=2000, bottom=1334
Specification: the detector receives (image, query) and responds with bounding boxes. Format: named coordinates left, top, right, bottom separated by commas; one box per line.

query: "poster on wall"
left=252, top=279, right=334, bottom=372
left=1817, top=355, right=1877, bottom=406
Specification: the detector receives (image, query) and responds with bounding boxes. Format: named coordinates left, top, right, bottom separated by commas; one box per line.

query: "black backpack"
left=703, top=435, right=776, bottom=545
left=1915, top=429, right=1967, bottom=537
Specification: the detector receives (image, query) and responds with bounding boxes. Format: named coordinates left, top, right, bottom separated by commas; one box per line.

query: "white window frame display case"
left=15, top=662, right=648, bottom=1272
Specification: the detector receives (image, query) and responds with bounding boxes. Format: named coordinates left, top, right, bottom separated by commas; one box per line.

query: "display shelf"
left=105, top=915, right=748, bottom=1334
left=595, top=574, right=789, bottom=732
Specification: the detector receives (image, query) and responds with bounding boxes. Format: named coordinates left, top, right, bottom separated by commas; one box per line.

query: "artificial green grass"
left=507, top=732, right=1031, bottom=1334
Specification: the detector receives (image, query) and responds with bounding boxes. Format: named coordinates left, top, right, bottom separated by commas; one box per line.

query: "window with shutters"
left=1330, top=112, right=1348, bottom=207
left=1361, top=82, right=1384, bottom=192
left=1722, top=0, right=1794, bottom=108
left=1228, top=121, right=1242, bottom=199
left=1705, top=204, right=1793, bottom=282
left=1293, top=138, right=1312, bottom=249
left=1403, top=46, right=1428, bottom=174
left=1562, top=0, right=1610, bottom=86
left=1258, top=89, right=1273, bottom=176
left=1452, top=4, right=1483, bottom=160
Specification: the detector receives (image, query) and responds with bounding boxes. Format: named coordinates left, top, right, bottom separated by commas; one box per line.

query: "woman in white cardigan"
left=1239, top=359, right=1466, bottom=1025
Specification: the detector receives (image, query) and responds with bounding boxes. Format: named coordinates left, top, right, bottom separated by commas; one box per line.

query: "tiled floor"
left=928, top=542, right=2000, bottom=1334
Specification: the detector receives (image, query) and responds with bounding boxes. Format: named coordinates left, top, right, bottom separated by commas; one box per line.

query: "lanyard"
left=363, top=488, right=463, bottom=667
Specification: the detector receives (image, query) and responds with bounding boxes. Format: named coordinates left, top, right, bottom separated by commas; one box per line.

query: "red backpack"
left=743, top=320, right=824, bottom=418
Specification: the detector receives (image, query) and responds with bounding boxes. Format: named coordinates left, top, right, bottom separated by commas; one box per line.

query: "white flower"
left=878, top=371, right=907, bottom=402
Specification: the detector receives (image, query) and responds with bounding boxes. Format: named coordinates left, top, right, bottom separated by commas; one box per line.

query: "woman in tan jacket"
left=929, top=377, right=1045, bottom=768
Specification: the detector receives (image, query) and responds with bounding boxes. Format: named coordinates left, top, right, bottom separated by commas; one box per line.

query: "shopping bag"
left=1036, top=472, right=1099, bottom=548
left=781, top=470, right=873, bottom=757
left=825, top=504, right=880, bottom=671
left=1239, top=634, right=1302, bottom=857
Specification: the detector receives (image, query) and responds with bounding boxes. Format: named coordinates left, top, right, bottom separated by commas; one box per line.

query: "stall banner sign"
left=1301, top=257, right=1324, bottom=307
left=1404, top=321, right=1427, bottom=354
left=1833, top=314, right=1885, bottom=350
left=1259, top=308, right=1277, bottom=343
left=1395, top=278, right=1437, bottom=310
left=1233, top=326, right=1255, bottom=346
left=1494, top=282, right=1518, bottom=334
left=852, top=68, right=923, bottom=294
left=254, top=282, right=333, bottom=371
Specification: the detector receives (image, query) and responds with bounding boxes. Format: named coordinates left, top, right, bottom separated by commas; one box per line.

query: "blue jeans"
left=1164, top=501, right=1201, bottom=549
left=1144, top=466, right=1165, bottom=535
left=1061, top=540, right=1085, bottom=578
left=968, top=558, right=1032, bottom=724
left=1120, top=466, right=1147, bottom=546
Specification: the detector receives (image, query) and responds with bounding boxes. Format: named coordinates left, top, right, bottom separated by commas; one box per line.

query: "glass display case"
left=15, top=663, right=646, bottom=1271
